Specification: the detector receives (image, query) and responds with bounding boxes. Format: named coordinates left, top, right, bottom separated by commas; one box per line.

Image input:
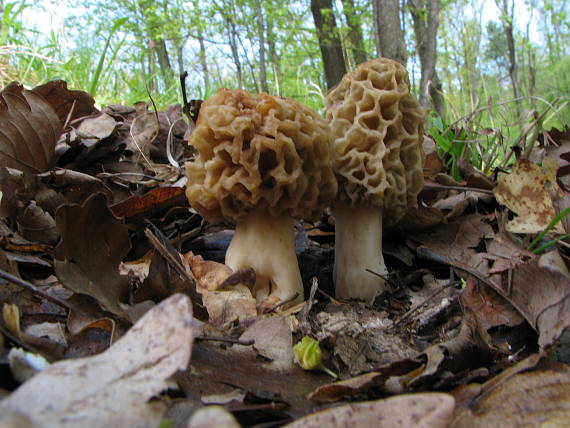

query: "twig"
left=195, top=335, right=254, bottom=346
left=392, top=280, right=459, bottom=331
left=144, top=228, right=196, bottom=286
left=423, top=183, right=494, bottom=195
left=261, top=292, right=300, bottom=314
left=97, top=172, right=166, bottom=182
left=0, top=269, right=70, bottom=311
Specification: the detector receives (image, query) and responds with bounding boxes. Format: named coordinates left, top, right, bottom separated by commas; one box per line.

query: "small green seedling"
left=293, top=336, right=337, bottom=379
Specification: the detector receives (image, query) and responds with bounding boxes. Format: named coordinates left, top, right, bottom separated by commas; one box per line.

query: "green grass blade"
left=88, top=17, right=128, bottom=96
left=528, top=206, right=570, bottom=251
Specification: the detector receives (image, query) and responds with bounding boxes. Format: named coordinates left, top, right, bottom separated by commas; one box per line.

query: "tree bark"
left=310, top=0, right=347, bottom=90
left=409, top=0, right=445, bottom=117
left=372, top=0, right=407, bottom=65
left=341, top=0, right=367, bottom=66
left=255, top=0, right=269, bottom=93
left=153, top=38, right=173, bottom=80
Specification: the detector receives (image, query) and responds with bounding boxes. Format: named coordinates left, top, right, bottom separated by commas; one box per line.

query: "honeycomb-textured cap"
left=185, top=89, right=337, bottom=223
left=326, top=58, right=424, bottom=225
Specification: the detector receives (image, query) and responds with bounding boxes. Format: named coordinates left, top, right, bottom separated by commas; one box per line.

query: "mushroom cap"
left=185, top=89, right=337, bottom=223
left=326, top=58, right=424, bottom=225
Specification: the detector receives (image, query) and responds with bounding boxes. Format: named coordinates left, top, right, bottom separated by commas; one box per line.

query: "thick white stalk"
left=225, top=209, right=303, bottom=304
left=333, top=202, right=387, bottom=303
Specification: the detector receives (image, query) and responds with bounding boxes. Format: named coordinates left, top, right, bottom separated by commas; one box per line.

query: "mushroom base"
left=225, top=210, right=304, bottom=304
left=333, top=202, right=388, bottom=303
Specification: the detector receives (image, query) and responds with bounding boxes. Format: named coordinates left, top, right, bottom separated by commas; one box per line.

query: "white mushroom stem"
left=225, top=209, right=304, bottom=304
left=333, top=202, right=388, bottom=303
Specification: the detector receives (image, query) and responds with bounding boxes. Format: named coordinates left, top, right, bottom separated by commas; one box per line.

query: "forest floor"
left=0, top=81, right=569, bottom=427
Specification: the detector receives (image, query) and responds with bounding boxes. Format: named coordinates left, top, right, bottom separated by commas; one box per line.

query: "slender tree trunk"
left=409, top=0, right=445, bottom=117
left=341, top=0, right=367, bottom=66
left=255, top=0, right=269, bottom=92
left=266, top=15, right=282, bottom=95
left=193, top=0, right=210, bottom=95
left=310, top=0, right=347, bottom=90
left=497, top=0, right=522, bottom=115
left=154, top=38, right=173, bottom=81
left=197, top=34, right=210, bottom=95
left=372, top=0, right=407, bottom=65
left=226, top=17, right=243, bottom=88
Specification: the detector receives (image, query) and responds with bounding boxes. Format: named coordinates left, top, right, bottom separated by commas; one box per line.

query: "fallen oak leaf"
left=284, top=392, right=455, bottom=428
left=450, top=354, right=570, bottom=427
left=494, top=159, right=564, bottom=234
left=0, top=82, right=61, bottom=173
left=0, top=293, right=195, bottom=428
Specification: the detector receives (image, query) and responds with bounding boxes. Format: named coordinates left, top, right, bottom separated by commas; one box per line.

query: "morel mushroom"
left=326, top=58, right=424, bottom=303
left=186, top=89, right=337, bottom=304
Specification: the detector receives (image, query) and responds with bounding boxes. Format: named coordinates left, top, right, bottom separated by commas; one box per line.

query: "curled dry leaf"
left=0, top=293, right=195, bottom=428
left=0, top=82, right=61, bottom=173
left=451, top=354, right=570, bottom=427
left=284, top=393, right=455, bottom=428
left=185, top=252, right=257, bottom=326
left=31, top=80, right=97, bottom=125
left=494, top=159, right=564, bottom=234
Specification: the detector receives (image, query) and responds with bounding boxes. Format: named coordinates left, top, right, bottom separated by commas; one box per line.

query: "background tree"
left=310, top=0, right=347, bottom=90
left=409, top=0, right=445, bottom=117
left=372, top=0, right=407, bottom=65
left=496, top=0, right=522, bottom=115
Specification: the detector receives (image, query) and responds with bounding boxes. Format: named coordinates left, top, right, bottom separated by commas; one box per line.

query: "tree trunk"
left=153, top=38, right=173, bottom=82
left=266, top=14, right=282, bottom=95
left=310, top=0, right=347, bottom=90
left=197, top=34, right=210, bottom=96
left=226, top=17, right=243, bottom=88
left=255, top=0, right=269, bottom=93
left=341, top=0, right=367, bottom=66
left=372, top=0, right=407, bottom=65
left=497, top=0, right=522, bottom=114
left=193, top=0, right=210, bottom=96
left=409, top=0, right=445, bottom=118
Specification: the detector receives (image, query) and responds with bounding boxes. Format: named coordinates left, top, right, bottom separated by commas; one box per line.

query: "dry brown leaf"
left=451, top=354, right=570, bottom=427
left=0, top=82, right=60, bottom=173
left=54, top=193, right=131, bottom=318
left=185, top=252, right=257, bottom=326
left=240, top=316, right=294, bottom=370
left=284, top=393, right=455, bottom=428
left=460, top=279, right=524, bottom=328
left=32, top=80, right=97, bottom=125
left=487, top=253, right=570, bottom=349
left=73, top=112, right=117, bottom=147
left=0, top=293, right=195, bottom=428
left=494, top=159, right=564, bottom=234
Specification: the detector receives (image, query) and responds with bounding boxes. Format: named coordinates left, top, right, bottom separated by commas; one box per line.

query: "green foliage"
left=427, top=115, right=468, bottom=180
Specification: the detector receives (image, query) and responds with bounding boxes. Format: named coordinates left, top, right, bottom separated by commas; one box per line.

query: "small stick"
left=0, top=269, right=70, bottom=311
left=195, top=335, right=254, bottom=346
left=392, top=280, right=458, bottom=331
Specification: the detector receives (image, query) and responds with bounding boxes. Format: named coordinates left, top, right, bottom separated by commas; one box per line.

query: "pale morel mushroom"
left=326, top=58, right=424, bottom=303
left=186, top=89, right=337, bottom=304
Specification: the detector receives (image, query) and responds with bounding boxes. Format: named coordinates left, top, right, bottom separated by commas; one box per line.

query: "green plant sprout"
left=528, top=206, right=570, bottom=254
left=293, top=336, right=337, bottom=379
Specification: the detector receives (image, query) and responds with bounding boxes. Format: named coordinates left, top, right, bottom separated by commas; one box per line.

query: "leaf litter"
left=0, top=80, right=569, bottom=427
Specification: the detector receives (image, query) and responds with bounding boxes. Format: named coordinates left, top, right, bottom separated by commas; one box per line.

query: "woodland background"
left=1, top=0, right=569, bottom=160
